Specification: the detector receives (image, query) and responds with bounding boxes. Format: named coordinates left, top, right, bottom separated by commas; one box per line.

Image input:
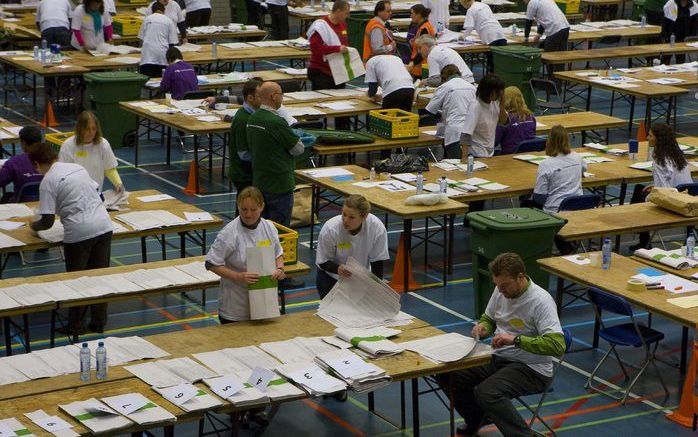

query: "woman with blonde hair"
left=315, top=194, right=389, bottom=298
left=496, top=86, right=536, bottom=155
left=59, top=110, right=124, bottom=193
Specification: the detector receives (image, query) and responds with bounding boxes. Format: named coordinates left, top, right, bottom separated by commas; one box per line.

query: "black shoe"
left=280, top=277, right=305, bottom=289
left=87, top=323, right=104, bottom=334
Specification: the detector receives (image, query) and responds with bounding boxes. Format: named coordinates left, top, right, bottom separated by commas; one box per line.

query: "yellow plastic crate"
left=45, top=131, right=73, bottom=149
left=273, top=221, right=298, bottom=265
left=113, top=16, right=142, bottom=36
left=368, top=109, right=419, bottom=139
left=555, top=0, right=580, bottom=14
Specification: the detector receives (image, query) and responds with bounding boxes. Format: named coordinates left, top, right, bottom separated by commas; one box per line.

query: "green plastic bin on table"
left=83, top=71, right=148, bottom=148
left=467, top=208, right=566, bottom=317
left=490, top=45, right=543, bottom=110
left=347, top=14, right=373, bottom=60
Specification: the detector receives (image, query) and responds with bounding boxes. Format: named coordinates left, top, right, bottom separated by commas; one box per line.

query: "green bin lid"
left=467, top=208, right=565, bottom=230
left=83, top=71, right=149, bottom=83
left=490, top=45, right=543, bottom=58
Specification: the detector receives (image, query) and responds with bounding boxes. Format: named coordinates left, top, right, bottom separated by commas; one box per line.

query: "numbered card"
left=158, top=383, right=199, bottom=406
left=287, top=366, right=339, bottom=393
left=106, top=393, right=149, bottom=415
left=247, top=367, right=276, bottom=392
left=207, top=375, right=245, bottom=399
left=325, top=354, right=374, bottom=378
left=0, top=424, right=16, bottom=437
left=84, top=403, right=117, bottom=416
left=34, top=415, right=72, bottom=432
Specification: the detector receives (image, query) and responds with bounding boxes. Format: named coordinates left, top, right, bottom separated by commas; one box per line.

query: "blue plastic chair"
left=558, top=194, right=602, bottom=212
left=516, top=328, right=573, bottom=436
left=515, top=137, right=547, bottom=153
left=585, top=288, right=669, bottom=404
left=676, top=182, right=698, bottom=196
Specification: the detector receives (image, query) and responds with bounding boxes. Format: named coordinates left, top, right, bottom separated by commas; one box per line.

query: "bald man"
left=246, top=82, right=304, bottom=227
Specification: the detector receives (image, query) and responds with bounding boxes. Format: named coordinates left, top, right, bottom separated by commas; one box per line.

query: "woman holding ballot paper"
left=315, top=195, right=389, bottom=299
left=205, top=186, right=286, bottom=323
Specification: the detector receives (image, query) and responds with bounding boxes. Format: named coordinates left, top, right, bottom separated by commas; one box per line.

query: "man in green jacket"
left=229, top=78, right=263, bottom=195
left=436, top=252, right=566, bottom=437
left=246, top=81, right=304, bottom=227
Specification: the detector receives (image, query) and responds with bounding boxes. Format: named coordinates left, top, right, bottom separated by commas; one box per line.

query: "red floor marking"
left=301, top=399, right=366, bottom=436
left=140, top=297, right=194, bottom=330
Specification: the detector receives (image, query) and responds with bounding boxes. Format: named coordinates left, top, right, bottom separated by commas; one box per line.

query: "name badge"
left=76, top=150, right=88, bottom=158
left=257, top=239, right=271, bottom=247
left=337, top=241, right=351, bottom=250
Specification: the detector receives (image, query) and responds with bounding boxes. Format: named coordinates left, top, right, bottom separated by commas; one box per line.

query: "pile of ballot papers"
left=314, top=349, right=391, bottom=393
left=328, top=327, right=404, bottom=358
left=398, top=332, right=479, bottom=363
left=276, top=361, right=347, bottom=396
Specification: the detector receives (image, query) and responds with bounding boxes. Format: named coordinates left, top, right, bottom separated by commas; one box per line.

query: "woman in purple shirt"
left=159, top=46, right=199, bottom=100
left=0, top=126, right=44, bottom=202
left=495, top=86, right=536, bottom=155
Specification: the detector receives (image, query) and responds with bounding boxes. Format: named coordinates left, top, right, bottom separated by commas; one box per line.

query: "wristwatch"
left=514, top=335, right=521, bottom=347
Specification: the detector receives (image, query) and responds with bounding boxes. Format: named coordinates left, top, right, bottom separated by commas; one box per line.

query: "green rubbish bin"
left=467, top=208, right=566, bottom=317
left=347, top=14, right=373, bottom=60
left=83, top=71, right=148, bottom=148
left=490, top=45, right=543, bottom=110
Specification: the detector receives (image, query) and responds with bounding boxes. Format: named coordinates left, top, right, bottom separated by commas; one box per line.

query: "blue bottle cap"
left=98, top=341, right=104, bottom=347
left=82, top=342, right=88, bottom=347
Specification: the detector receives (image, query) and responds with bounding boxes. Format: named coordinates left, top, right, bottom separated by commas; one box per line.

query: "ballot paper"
left=248, top=40, right=287, bottom=47
left=247, top=246, right=281, bottom=320
left=284, top=91, right=327, bottom=101
left=0, top=203, right=33, bottom=220
left=259, top=337, right=339, bottom=364
left=174, top=261, right=220, bottom=282
left=277, top=67, right=307, bottom=76
left=302, top=167, right=354, bottom=178
left=219, top=42, right=253, bottom=49
left=0, top=291, right=19, bottom=311
left=59, top=398, right=132, bottom=435
left=203, top=374, right=270, bottom=407
left=316, top=101, right=356, bottom=110
left=334, top=327, right=404, bottom=357
left=318, top=257, right=401, bottom=328
left=137, top=194, right=175, bottom=203
left=563, top=254, right=592, bottom=265
left=513, top=154, right=550, bottom=165
left=33, top=345, right=82, bottom=374
left=630, top=161, right=653, bottom=170
left=112, top=336, right=170, bottom=359
left=183, top=212, right=214, bottom=222
left=115, top=210, right=189, bottom=230
left=667, top=294, right=698, bottom=308
left=153, top=385, right=222, bottom=412
left=93, top=43, right=140, bottom=55
left=25, top=410, right=78, bottom=436
left=634, top=248, right=698, bottom=270
left=176, top=43, right=201, bottom=52
left=398, top=332, right=478, bottom=363
left=276, top=361, right=347, bottom=396
left=0, top=358, right=29, bottom=384
left=283, top=106, right=326, bottom=117
left=122, top=268, right=176, bottom=289
left=193, top=348, right=258, bottom=376
left=125, top=357, right=217, bottom=388
left=314, top=348, right=391, bottom=393
left=317, top=88, right=367, bottom=97
left=108, top=56, right=140, bottom=64
left=151, top=266, right=200, bottom=286
left=36, top=220, right=64, bottom=243
left=4, top=353, right=60, bottom=379
left=101, top=189, right=130, bottom=210
left=101, top=393, right=176, bottom=426
left=0, top=418, right=34, bottom=437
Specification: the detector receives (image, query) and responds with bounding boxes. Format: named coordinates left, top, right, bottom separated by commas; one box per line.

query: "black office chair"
left=676, top=182, right=698, bottom=195
left=182, top=90, right=215, bottom=100
left=515, top=137, right=547, bottom=153
left=14, top=181, right=41, bottom=203
left=529, top=79, right=570, bottom=115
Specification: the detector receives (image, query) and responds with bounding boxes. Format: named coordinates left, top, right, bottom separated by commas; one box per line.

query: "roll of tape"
left=627, top=279, right=646, bottom=292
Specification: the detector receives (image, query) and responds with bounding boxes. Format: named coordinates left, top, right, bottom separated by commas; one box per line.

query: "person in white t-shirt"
left=30, top=142, right=114, bottom=336
left=262, top=0, right=290, bottom=40
left=35, top=0, right=72, bottom=48
left=422, top=0, right=450, bottom=31
left=460, top=0, right=507, bottom=72
left=524, top=0, right=570, bottom=53
left=59, top=111, right=124, bottom=194
left=414, top=35, right=474, bottom=86
left=70, top=0, right=113, bottom=51
left=435, top=252, right=565, bottom=437
left=462, top=73, right=507, bottom=159
left=205, top=186, right=286, bottom=323
left=146, top=0, right=188, bottom=43
left=138, top=2, right=178, bottom=78
left=423, top=64, right=477, bottom=159
left=315, top=194, right=389, bottom=299
left=184, top=0, right=212, bottom=27
left=365, top=54, right=415, bottom=110
left=103, top=0, right=117, bottom=15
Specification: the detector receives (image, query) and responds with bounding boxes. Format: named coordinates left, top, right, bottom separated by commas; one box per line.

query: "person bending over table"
left=0, top=126, right=43, bottom=203
left=184, top=0, right=212, bottom=27
left=160, top=47, right=199, bottom=100
left=315, top=194, right=389, bottom=299
left=435, top=252, right=565, bottom=437
left=459, top=0, right=507, bottom=73
left=36, top=0, right=72, bottom=49
left=71, top=0, right=113, bottom=52
left=496, top=86, right=536, bottom=155
left=423, top=64, right=477, bottom=160
left=414, top=35, right=475, bottom=86
left=145, top=0, right=188, bottom=44
left=661, top=0, right=698, bottom=64
left=59, top=110, right=124, bottom=195
left=307, top=0, right=351, bottom=130
left=205, top=186, right=286, bottom=323
left=523, top=0, right=569, bottom=52
left=138, top=1, right=179, bottom=78
left=366, top=54, right=415, bottom=110
left=363, top=0, right=396, bottom=62
left=630, top=122, right=693, bottom=251
left=405, top=5, right=436, bottom=79
left=30, top=143, right=114, bottom=336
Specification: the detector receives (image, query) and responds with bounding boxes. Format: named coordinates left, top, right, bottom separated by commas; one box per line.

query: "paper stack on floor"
left=398, top=332, right=478, bottom=363
left=276, top=361, right=347, bottom=396
left=101, top=393, right=176, bottom=426
left=332, top=327, right=404, bottom=358
left=59, top=398, right=132, bottom=434
left=315, top=349, right=391, bottom=393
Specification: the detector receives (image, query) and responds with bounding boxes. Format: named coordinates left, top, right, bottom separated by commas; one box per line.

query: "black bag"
left=373, top=154, right=429, bottom=173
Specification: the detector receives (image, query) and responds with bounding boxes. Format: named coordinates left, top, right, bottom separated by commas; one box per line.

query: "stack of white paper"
left=276, top=361, right=346, bottom=396
left=634, top=247, right=698, bottom=270
left=0, top=232, right=24, bottom=249
left=151, top=384, right=221, bottom=412
left=115, top=210, right=189, bottom=230
left=301, top=167, right=354, bottom=178
left=259, top=337, right=338, bottom=364
left=0, top=360, right=30, bottom=384
left=59, top=398, right=132, bottom=434
left=315, top=349, right=391, bottom=393
left=0, top=417, right=35, bottom=436
left=398, top=332, right=478, bottom=363
left=175, top=261, right=220, bottom=282
left=25, top=410, right=78, bottom=436
left=318, top=257, right=401, bottom=328
left=0, top=291, right=20, bottom=311
left=110, top=336, right=170, bottom=359
left=4, top=353, right=61, bottom=379
left=101, top=393, right=176, bottom=426
left=103, top=189, right=130, bottom=210
left=318, top=88, right=368, bottom=97
left=125, top=357, right=217, bottom=388
left=277, top=67, right=308, bottom=75
left=33, top=345, right=82, bottom=374
left=123, top=268, right=178, bottom=289
left=202, top=374, right=269, bottom=407
left=219, top=42, right=252, bottom=49
left=284, top=90, right=327, bottom=100
left=247, top=246, right=281, bottom=320
left=0, top=203, right=34, bottom=220
left=333, top=327, right=404, bottom=358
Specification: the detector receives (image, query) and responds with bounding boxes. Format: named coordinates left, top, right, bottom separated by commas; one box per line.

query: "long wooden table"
left=0, top=311, right=492, bottom=437
left=543, top=42, right=698, bottom=66
left=144, top=69, right=308, bottom=96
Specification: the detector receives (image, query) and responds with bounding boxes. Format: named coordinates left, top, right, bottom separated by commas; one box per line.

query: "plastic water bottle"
left=41, top=39, right=47, bottom=51
left=467, top=155, right=474, bottom=176
left=310, top=0, right=315, bottom=6
left=222, top=89, right=230, bottom=98
left=369, top=167, right=376, bottom=181
left=211, top=41, right=218, bottom=57
left=436, top=21, right=444, bottom=37
left=415, top=171, right=424, bottom=194
left=80, top=343, right=91, bottom=382
left=33, top=45, right=39, bottom=60
left=670, top=33, right=676, bottom=47
left=40, top=49, right=46, bottom=64
left=687, top=235, right=696, bottom=259
left=641, top=15, right=646, bottom=28
left=601, top=238, right=612, bottom=270
left=511, top=24, right=518, bottom=37
left=439, top=176, right=448, bottom=194
left=96, top=341, right=107, bottom=380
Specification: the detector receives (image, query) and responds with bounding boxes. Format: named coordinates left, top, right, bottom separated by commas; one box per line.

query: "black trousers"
left=543, top=28, right=570, bottom=78
left=316, top=269, right=337, bottom=299
left=308, top=68, right=350, bottom=130
left=42, top=26, right=71, bottom=49
left=139, top=63, right=166, bottom=78
left=382, top=88, right=414, bottom=112
left=268, top=4, right=289, bottom=40
left=434, top=356, right=550, bottom=437
left=245, top=0, right=261, bottom=26
left=186, top=8, right=211, bottom=28
left=64, top=231, right=113, bottom=330
left=486, top=38, right=507, bottom=73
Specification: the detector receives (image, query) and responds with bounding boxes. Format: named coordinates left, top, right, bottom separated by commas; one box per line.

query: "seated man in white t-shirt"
left=435, top=252, right=565, bottom=437
left=414, top=35, right=474, bottom=86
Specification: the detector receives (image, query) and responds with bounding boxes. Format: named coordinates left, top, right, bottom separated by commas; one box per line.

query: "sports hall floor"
left=2, top=38, right=698, bottom=437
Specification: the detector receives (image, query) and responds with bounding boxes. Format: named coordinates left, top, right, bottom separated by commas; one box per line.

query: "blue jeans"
left=262, top=191, right=293, bottom=227
left=316, top=269, right=337, bottom=299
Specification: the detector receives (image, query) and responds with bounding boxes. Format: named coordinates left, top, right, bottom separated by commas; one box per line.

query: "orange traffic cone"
left=388, top=233, right=420, bottom=292
left=667, top=326, right=698, bottom=427
left=637, top=120, right=647, bottom=142
left=41, top=101, right=58, bottom=128
left=183, top=160, right=201, bottom=195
